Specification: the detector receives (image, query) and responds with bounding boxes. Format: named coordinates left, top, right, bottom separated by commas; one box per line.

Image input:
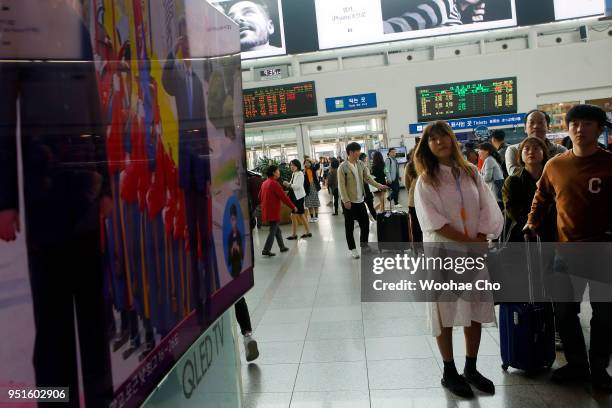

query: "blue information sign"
left=409, top=113, right=526, bottom=135
left=326, top=93, right=377, bottom=113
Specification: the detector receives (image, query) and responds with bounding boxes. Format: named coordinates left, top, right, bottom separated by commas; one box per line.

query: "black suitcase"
left=376, top=200, right=410, bottom=244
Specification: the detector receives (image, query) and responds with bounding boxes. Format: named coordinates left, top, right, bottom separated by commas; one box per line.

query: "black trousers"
left=332, top=188, right=339, bottom=214
left=388, top=179, right=400, bottom=205
left=234, top=297, right=252, bottom=335
left=554, top=284, right=612, bottom=371
left=408, top=206, right=423, bottom=242
left=342, top=201, right=370, bottom=250
left=27, top=234, right=113, bottom=408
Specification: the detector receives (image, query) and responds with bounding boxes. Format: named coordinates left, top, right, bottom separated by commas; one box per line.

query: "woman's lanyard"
left=452, top=167, right=469, bottom=237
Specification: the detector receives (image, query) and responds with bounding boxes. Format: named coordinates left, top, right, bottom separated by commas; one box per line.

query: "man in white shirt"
left=505, top=110, right=567, bottom=175
left=338, top=143, right=388, bottom=258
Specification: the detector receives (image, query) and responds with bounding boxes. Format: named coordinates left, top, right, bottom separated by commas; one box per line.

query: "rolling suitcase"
left=376, top=199, right=410, bottom=244
left=499, top=235, right=555, bottom=373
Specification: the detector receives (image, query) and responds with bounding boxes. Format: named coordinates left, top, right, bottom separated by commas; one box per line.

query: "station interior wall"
left=242, top=24, right=612, bottom=148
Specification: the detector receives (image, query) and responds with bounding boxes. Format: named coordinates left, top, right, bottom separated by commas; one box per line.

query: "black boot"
left=552, top=363, right=590, bottom=384
left=463, top=356, right=495, bottom=394
left=442, top=360, right=474, bottom=398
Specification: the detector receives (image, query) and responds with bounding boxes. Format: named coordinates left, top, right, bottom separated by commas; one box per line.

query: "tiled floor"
left=240, top=190, right=612, bottom=408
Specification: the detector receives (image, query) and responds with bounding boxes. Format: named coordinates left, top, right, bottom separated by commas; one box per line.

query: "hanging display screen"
left=416, top=77, right=518, bottom=122
left=314, top=0, right=517, bottom=50
left=553, top=0, right=605, bottom=20
left=243, top=81, right=318, bottom=122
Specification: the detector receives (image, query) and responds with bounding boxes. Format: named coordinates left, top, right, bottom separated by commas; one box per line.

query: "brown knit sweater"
left=528, top=148, right=612, bottom=242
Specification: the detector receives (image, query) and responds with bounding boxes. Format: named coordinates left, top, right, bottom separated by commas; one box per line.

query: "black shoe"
left=138, top=343, right=155, bottom=362
left=112, top=330, right=129, bottom=352
left=332, top=213, right=338, bottom=216
left=262, top=251, right=276, bottom=257
left=463, top=370, right=495, bottom=394
left=300, top=233, right=312, bottom=238
left=552, top=363, right=590, bottom=384
left=280, top=247, right=289, bottom=253
left=591, top=369, right=612, bottom=392
left=286, top=235, right=298, bottom=240
left=441, top=374, right=474, bottom=398
left=122, top=344, right=139, bottom=360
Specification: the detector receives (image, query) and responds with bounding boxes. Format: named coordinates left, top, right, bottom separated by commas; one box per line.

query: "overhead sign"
left=416, top=77, right=518, bottom=122
left=325, top=93, right=377, bottom=113
left=256, top=65, right=289, bottom=82
left=243, top=81, right=318, bottom=123
left=409, top=113, right=526, bottom=135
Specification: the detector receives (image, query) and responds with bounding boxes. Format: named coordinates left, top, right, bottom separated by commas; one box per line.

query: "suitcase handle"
left=524, top=234, right=545, bottom=304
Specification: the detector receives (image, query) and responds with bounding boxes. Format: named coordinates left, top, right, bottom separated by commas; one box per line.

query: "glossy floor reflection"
left=241, top=189, right=612, bottom=408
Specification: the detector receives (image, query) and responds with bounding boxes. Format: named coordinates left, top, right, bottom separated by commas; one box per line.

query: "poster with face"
left=315, top=0, right=517, bottom=50
left=209, top=0, right=287, bottom=59
left=0, top=0, right=252, bottom=406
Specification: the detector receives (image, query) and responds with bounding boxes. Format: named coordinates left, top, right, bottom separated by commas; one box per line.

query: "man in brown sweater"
left=526, top=104, right=612, bottom=391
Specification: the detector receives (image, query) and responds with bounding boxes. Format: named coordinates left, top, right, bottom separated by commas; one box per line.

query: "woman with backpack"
left=283, top=160, right=312, bottom=239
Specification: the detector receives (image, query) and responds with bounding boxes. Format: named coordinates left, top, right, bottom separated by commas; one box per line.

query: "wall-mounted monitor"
left=243, top=81, right=318, bottom=122
left=416, top=77, right=518, bottom=122
left=553, top=0, right=605, bottom=20
left=314, top=0, right=517, bottom=50
left=209, top=0, right=287, bottom=59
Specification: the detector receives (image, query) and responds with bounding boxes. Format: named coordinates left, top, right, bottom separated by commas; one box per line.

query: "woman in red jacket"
left=259, top=165, right=297, bottom=256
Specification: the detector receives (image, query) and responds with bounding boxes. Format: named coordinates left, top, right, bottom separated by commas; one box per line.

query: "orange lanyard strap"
left=453, top=168, right=469, bottom=237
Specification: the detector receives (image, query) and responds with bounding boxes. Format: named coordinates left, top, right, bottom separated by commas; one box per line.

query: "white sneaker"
left=351, top=249, right=360, bottom=259
left=244, top=334, right=259, bottom=362
left=314, top=217, right=319, bottom=222
left=309, top=218, right=315, bottom=223
left=394, top=204, right=402, bottom=209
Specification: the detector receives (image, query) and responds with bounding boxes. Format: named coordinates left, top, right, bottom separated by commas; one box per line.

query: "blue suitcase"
left=499, top=302, right=555, bottom=373
left=499, top=236, right=556, bottom=373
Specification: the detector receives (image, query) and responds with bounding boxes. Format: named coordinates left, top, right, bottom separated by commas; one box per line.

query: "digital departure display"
left=243, top=81, right=318, bottom=123
left=416, top=77, right=518, bottom=122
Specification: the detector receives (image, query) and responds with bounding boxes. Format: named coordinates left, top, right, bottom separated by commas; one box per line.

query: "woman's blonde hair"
left=414, top=121, right=477, bottom=186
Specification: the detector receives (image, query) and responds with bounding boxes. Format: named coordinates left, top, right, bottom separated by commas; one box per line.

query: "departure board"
left=243, top=81, right=318, bottom=123
left=416, top=77, right=517, bottom=122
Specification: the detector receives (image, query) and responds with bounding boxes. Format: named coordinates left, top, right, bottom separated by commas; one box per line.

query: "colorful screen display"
left=0, top=1, right=253, bottom=407
left=243, top=81, right=318, bottom=122
left=416, top=77, right=518, bottom=122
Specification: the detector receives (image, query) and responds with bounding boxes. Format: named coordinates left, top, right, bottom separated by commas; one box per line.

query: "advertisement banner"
left=209, top=0, right=287, bottom=60
left=315, top=0, right=517, bottom=50
left=0, top=1, right=252, bottom=407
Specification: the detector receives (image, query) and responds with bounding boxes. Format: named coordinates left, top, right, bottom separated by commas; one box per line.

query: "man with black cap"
left=525, top=104, right=612, bottom=391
